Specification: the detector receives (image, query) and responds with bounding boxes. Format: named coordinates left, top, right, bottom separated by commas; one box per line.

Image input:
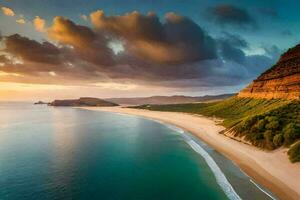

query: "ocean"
left=0, top=102, right=277, bottom=200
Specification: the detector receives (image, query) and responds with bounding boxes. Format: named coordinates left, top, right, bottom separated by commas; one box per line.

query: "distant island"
left=49, top=97, right=119, bottom=107
left=34, top=101, right=48, bottom=105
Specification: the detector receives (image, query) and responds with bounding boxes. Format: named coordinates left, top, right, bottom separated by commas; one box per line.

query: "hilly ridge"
left=133, top=44, right=300, bottom=162
left=238, top=44, right=300, bottom=100
left=106, top=93, right=235, bottom=105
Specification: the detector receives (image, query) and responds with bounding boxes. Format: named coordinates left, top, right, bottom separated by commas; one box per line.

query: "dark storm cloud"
left=216, top=33, right=280, bottom=81
left=90, top=11, right=217, bottom=64
left=218, top=33, right=248, bottom=64
left=4, top=34, right=63, bottom=64
left=0, top=11, right=278, bottom=88
left=208, top=4, right=256, bottom=29
left=263, top=45, right=281, bottom=59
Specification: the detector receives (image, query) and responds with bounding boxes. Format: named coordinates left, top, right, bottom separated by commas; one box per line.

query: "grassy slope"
left=134, top=97, right=291, bottom=127
left=133, top=97, right=300, bottom=162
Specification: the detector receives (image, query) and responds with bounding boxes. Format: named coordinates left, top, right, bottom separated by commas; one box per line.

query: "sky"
left=0, top=0, right=299, bottom=101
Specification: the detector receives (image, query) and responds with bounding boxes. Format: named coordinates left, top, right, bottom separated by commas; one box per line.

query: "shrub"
left=243, top=117, right=258, bottom=130
left=265, top=120, right=280, bottom=131
left=264, top=130, right=274, bottom=141
left=283, top=123, right=300, bottom=146
left=288, top=141, right=300, bottom=163
left=273, top=134, right=284, bottom=147
left=255, top=119, right=266, bottom=132
left=266, top=116, right=278, bottom=122
left=264, top=130, right=275, bottom=149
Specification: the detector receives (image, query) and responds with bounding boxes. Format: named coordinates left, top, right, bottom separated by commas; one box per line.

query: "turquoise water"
left=0, top=103, right=276, bottom=200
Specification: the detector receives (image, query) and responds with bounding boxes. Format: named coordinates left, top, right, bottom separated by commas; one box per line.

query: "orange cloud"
left=48, top=16, right=95, bottom=47
left=1, top=7, right=15, bottom=16
left=1, top=12, right=263, bottom=90
left=33, top=16, right=46, bottom=32
left=90, top=10, right=216, bottom=64
left=47, top=16, right=113, bottom=65
left=90, top=10, right=162, bottom=41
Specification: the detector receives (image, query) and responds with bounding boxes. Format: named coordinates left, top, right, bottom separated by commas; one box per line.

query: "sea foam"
left=168, top=126, right=242, bottom=200
left=187, top=139, right=242, bottom=200
left=165, top=124, right=185, bottom=134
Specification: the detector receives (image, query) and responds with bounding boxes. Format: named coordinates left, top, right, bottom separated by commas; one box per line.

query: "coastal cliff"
left=238, top=44, right=300, bottom=100
left=49, top=97, right=118, bottom=107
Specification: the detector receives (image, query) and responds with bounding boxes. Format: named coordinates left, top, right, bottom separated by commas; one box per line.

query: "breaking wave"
left=168, top=126, right=242, bottom=200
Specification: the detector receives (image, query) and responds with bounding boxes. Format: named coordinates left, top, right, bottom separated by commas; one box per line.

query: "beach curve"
left=81, top=106, right=300, bottom=200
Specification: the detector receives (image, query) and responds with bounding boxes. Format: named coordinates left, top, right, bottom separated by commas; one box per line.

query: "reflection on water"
left=0, top=103, right=276, bottom=200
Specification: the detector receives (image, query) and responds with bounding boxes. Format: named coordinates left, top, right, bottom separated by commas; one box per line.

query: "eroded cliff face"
left=238, top=44, right=300, bottom=100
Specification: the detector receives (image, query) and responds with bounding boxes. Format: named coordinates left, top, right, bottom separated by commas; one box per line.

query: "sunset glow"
left=0, top=1, right=298, bottom=101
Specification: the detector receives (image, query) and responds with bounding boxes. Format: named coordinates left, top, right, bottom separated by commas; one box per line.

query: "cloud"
left=33, top=16, right=46, bottom=32
left=262, top=45, right=281, bottom=59
left=1, top=7, right=15, bottom=16
left=0, top=55, right=11, bottom=64
left=0, top=12, right=278, bottom=90
left=208, top=4, right=256, bottom=29
left=16, top=18, right=26, bottom=24
left=47, top=16, right=113, bottom=66
left=219, top=34, right=280, bottom=80
left=3, top=34, right=63, bottom=65
left=90, top=10, right=217, bottom=64
left=218, top=33, right=248, bottom=64
left=48, top=16, right=96, bottom=48
left=79, top=14, right=88, bottom=21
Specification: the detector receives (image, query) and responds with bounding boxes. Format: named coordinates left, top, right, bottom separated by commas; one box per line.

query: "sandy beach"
left=82, top=106, right=300, bottom=200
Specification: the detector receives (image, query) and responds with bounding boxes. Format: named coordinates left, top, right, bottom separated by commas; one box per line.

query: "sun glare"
left=108, top=40, right=125, bottom=55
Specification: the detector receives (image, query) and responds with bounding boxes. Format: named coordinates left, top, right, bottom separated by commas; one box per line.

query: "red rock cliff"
left=238, top=44, right=300, bottom=100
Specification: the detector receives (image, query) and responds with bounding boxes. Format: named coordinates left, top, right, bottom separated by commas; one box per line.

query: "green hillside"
left=133, top=97, right=300, bottom=162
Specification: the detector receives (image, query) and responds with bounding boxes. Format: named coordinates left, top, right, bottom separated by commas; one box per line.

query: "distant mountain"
left=49, top=97, right=118, bottom=107
left=106, top=93, right=236, bottom=105
left=238, top=44, right=300, bottom=100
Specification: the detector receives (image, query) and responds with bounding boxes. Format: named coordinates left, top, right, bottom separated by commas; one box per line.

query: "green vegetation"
left=233, top=102, right=300, bottom=150
left=132, top=97, right=300, bottom=162
left=288, top=141, right=300, bottom=163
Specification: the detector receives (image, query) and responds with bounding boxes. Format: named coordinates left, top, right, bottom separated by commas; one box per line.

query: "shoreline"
left=81, top=106, right=300, bottom=200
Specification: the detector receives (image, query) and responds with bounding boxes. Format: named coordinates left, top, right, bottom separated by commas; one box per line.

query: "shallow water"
left=0, top=103, right=277, bottom=200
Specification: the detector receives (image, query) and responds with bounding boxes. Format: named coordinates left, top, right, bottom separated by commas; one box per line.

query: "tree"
left=255, top=119, right=266, bottom=132
left=273, top=134, right=284, bottom=147
left=283, top=123, right=300, bottom=146
left=264, top=130, right=275, bottom=149
left=288, top=141, right=300, bottom=163
left=265, top=120, right=279, bottom=131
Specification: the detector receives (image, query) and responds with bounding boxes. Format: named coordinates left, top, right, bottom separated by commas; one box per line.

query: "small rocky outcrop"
left=238, top=44, right=300, bottom=100
left=34, top=101, right=48, bottom=105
